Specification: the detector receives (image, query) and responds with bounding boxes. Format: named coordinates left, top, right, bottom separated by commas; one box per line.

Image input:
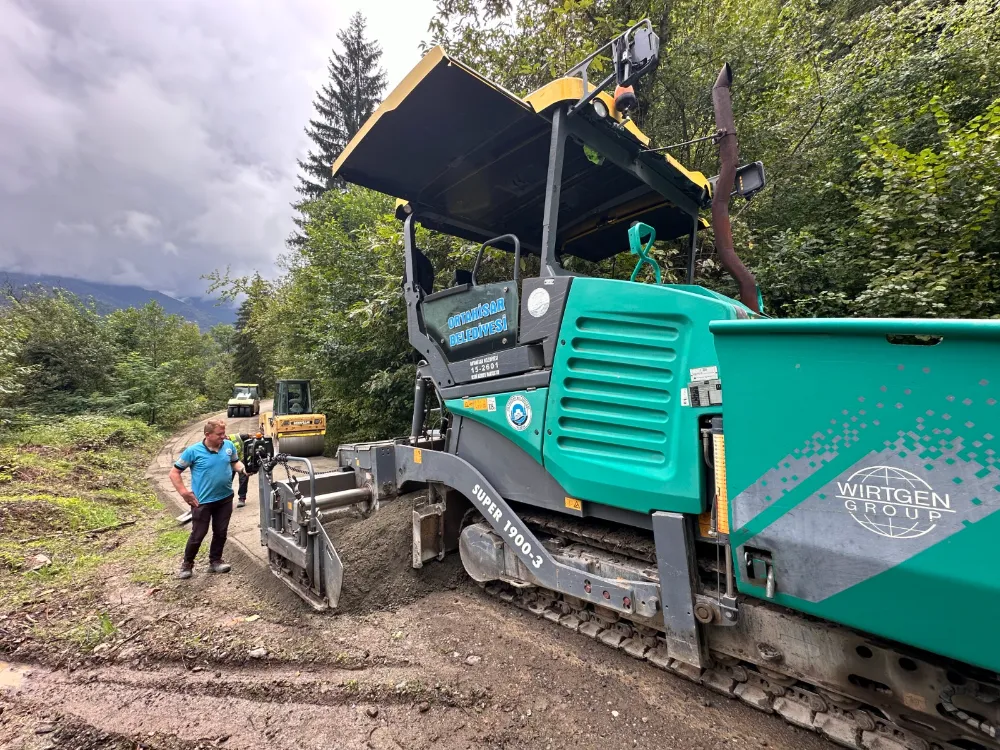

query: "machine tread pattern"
left=480, top=581, right=936, bottom=750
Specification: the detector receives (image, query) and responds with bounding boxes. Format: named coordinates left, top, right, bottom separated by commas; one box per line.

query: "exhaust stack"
left=711, top=63, right=759, bottom=313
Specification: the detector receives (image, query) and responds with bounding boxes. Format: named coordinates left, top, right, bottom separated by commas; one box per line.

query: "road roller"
left=258, top=378, right=326, bottom=457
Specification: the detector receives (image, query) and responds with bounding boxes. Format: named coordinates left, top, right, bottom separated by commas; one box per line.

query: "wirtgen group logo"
left=835, top=465, right=954, bottom=539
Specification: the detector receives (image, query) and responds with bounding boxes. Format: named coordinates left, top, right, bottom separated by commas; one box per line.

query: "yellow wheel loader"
left=258, top=379, right=326, bottom=457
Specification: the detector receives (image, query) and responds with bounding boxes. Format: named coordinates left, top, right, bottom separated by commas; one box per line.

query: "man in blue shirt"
left=170, top=418, right=245, bottom=579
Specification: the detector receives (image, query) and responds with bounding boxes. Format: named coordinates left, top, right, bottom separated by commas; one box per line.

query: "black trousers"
left=184, top=495, right=233, bottom=564
left=233, top=471, right=249, bottom=499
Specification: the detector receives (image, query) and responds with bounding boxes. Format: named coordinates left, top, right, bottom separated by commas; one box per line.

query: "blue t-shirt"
left=174, top=439, right=239, bottom=505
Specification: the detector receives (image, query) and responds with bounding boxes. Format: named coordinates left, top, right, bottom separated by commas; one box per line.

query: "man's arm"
left=170, top=453, right=199, bottom=508
left=229, top=438, right=246, bottom=474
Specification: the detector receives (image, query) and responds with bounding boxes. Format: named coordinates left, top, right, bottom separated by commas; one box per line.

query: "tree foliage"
left=3, top=291, right=116, bottom=414
left=233, top=295, right=270, bottom=391
left=295, top=12, right=388, bottom=200
left=0, top=292, right=232, bottom=428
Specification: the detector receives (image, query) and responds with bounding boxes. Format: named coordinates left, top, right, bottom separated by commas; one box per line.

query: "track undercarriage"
left=258, top=441, right=1000, bottom=750
left=469, top=509, right=1000, bottom=750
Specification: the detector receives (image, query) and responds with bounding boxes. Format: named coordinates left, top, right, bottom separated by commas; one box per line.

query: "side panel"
left=713, top=318, right=1000, bottom=672
left=445, top=388, right=548, bottom=463
left=543, top=278, right=739, bottom=514
left=451, top=415, right=575, bottom=513
left=450, top=416, right=653, bottom=528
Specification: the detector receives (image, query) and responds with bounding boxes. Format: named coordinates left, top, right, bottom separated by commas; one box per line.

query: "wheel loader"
left=258, top=379, right=326, bottom=457
left=257, top=21, right=1000, bottom=750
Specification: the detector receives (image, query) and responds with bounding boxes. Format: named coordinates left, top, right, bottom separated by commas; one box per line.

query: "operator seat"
left=414, top=249, right=435, bottom=296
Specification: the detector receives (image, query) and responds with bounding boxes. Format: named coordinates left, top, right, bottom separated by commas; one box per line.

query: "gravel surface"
left=328, top=493, right=470, bottom=615
left=0, top=409, right=838, bottom=750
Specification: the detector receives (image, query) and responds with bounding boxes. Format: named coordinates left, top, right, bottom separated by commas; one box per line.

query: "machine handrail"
left=471, top=233, right=522, bottom=287
left=562, top=19, right=659, bottom=117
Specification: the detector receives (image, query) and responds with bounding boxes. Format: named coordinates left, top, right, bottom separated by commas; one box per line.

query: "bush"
left=16, top=415, right=160, bottom=451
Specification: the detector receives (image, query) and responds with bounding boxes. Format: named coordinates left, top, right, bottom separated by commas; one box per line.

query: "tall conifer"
left=295, top=12, right=388, bottom=199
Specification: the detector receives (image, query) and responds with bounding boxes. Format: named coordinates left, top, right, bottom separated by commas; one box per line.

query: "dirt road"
left=146, top=400, right=305, bottom=566
left=0, top=408, right=837, bottom=750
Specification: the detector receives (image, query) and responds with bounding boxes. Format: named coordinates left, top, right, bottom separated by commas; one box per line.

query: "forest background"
left=2, top=0, right=998, bottom=449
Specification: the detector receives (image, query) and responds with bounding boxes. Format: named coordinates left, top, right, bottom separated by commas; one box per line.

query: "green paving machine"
left=259, top=21, right=1000, bottom=750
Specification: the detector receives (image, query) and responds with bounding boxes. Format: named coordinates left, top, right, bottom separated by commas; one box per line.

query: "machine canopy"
left=332, top=47, right=710, bottom=263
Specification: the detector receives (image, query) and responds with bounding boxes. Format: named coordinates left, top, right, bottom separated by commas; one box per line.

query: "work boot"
left=209, top=560, right=232, bottom=574
left=237, top=497, right=246, bottom=508
left=176, top=562, right=194, bottom=580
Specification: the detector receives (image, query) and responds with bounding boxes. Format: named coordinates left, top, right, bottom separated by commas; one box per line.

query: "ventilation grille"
left=556, top=313, right=677, bottom=467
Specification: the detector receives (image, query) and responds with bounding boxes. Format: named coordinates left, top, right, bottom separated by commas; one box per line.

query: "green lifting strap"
left=628, top=222, right=661, bottom=285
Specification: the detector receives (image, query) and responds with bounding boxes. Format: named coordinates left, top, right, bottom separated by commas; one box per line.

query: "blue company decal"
left=447, top=298, right=508, bottom=347
left=506, top=394, right=531, bottom=431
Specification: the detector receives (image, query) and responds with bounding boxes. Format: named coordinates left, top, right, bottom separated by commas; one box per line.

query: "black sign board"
left=421, top=281, right=519, bottom=362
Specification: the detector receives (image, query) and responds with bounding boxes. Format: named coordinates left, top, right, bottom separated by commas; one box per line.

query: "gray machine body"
left=259, top=440, right=709, bottom=668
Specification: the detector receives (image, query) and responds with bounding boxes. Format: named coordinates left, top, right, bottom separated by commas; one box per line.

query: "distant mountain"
left=0, top=272, right=237, bottom=329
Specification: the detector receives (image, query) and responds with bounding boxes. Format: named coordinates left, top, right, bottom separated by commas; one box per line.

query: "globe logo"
left=835, top=465, right=954, bottom=539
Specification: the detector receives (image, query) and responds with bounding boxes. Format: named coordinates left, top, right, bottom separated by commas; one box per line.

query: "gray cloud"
left=0, top=0, right=436, bottom=296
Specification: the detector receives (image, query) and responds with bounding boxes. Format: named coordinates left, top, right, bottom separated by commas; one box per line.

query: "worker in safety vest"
left=228, top=432, right=250, bottom=507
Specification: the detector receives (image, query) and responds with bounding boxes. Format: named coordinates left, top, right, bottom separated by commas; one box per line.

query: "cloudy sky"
left=0, top=0, right=437, bottom=298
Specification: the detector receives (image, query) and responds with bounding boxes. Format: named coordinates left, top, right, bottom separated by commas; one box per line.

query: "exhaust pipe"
left=711, top=63, right=759, bottom=313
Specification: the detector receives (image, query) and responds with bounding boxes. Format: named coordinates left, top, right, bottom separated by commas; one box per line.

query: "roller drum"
left=277, top=434, right=326, bottom=457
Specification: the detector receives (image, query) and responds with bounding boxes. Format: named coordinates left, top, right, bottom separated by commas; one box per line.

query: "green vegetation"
left=0, top=414, right=173, bottom=613
left=64, top=610, right=119, bottom=651
left=0, top=290, right=236, bottom=635
left=210, top=0, right=999, bottom=450
left=126, top=519, right=192, bottom=586
left=0, top=290, right=237, bottom=429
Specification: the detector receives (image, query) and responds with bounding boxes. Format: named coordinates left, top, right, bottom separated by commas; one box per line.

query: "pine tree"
left=233, top=299, right=264, bottom=386
left=296, top=12, right=388, bottom=199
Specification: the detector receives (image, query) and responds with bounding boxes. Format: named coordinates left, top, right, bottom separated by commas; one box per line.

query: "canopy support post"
left=541, top=106, right=568, bottom=277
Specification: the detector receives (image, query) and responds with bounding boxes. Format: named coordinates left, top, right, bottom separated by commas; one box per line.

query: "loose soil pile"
left=326, top=491, right=469, bottom=614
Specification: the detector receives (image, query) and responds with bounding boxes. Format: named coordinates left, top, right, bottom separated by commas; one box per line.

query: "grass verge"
left=0, top=414, right=184, bottom=650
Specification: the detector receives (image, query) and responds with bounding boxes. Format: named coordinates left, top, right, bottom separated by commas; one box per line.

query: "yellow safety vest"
left=228, top=434, right=244, bottom=462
